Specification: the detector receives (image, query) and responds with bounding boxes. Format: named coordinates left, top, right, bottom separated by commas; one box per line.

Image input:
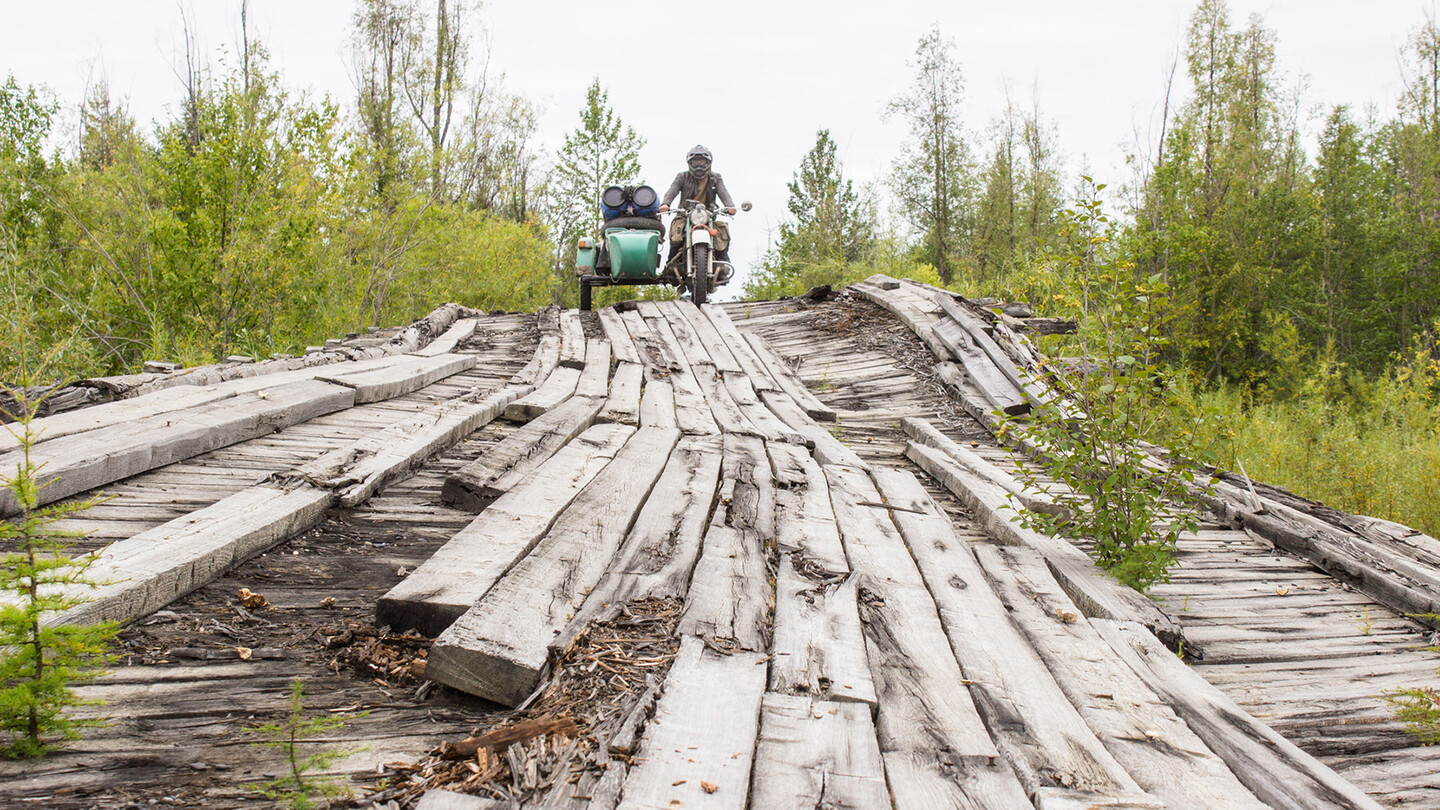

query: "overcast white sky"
left=1, top=0, right=1432, bottom=296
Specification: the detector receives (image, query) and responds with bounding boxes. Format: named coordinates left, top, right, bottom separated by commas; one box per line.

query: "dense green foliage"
left=1, top=2, right=561, bottom=383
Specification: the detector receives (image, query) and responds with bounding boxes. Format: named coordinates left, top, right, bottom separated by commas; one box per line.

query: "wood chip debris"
left=363, top=597, right=682, bottom=806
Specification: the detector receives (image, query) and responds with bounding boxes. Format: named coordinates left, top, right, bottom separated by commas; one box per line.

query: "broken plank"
left=700, top=305, right=779, bottom=391
left=376, top=423, right=635, bottom=637
left=930, top=317, right=1029, bottom=416
left=441, top=395, right=604, bottom=511
left=825, top=465, right=1031, bottom=808
left=315, top=352, right=475, bottom=404
left=427, top=426, right=681, bottom=705
left=598, top=361, right=643, bottom=425
left=902, top=417, right=1069, bottom=521
left=691, top=363, right=759, bottom=437
left=616, top=636, right=765, bottom=810
left=768, top=441, right=848, bottom=572
left=290, top=385, right=526, bottom=507
left=674, top=301, right=742, bottom=374
left=510, top=334, right=559, bottom=387
left=550, top=435, right=723, bottom=652
left=653, top=300, right=717, bottom=369
left=0, top=380, right=355, bottom=517
left=54, top=483, right=333, bottom=626
left=503, top=364, right=581, bottom=424
left=411, top=317, right=479, bottom=357
left=749, top=693, right=889, bottom=810
left=872, top=468, right=1162, bottom=804
left=721, top=370, right=809, bottom=445
left=621, top=309, right=679, bottom=372
left=904, top=439, right=1184, bottom=650
left=1092, top=618, right=1385, bottom=810
left=759, top=390, right=868, bottom=470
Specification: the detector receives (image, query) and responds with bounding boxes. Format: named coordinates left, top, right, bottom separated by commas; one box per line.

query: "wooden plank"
left=935, top=292, right=1075, bottom=421
left=441, top=395, right=603, bottom=511
left=598, top=306, right=640, bottom=365
left=679, top=523, right=770, bottom=652
left=690, top=363, right=759, bottom=437
left=641, top=314, right=719, bottom=436
left=558, top=309, right=586, bottom=369
left=758, top=390, right=868, bottom=470
left=616, top=636, right=766, bottom=810
left=653, top=300, right=717, bottom=369
left=637, top=372, right=676, bottom=430
left=287, top=385, right=525, bottom=507
left=740, top=331, right=837, bottom=421
left=767, top=442, right=848, bottom=571
left=1092, top=618, right=1386, bottom=810
left=930, top=317, right=1030, bottom=416
left=750, top=693, right=889, bottom=810
left=376, top=423, right=635, bottom=637
left=825, top=465, right=1031, bottom=808
left=904, top=439, right=1184, bottom=649
left=575, top=338, right=612, bottom=398
left=427, top=427, right=680, bottom=705
left=699, top=304, right=780, bottom=391
left=510, top=334, right=559, bottom=386
left=721, top=370, right=809, bottom=445
left=675, top=301, right=743, bottom=374
left=0, top=380, right=355, bottom=517
left=902, top=417, right=1069, bottom=520
left=54, top=483, right=333, bottom=626
left=0, top=384, right=239, bottom=453
left=980, top=542, right=1265, bottom=807
left=315, top=352, right=476, bottom=404
left=550, top=435, right=723, bottom=652
left=770, top=553, right=876, bottom=706
left=872, top=468, right=1165, bottom=804
left=410, top=317, right=479, bottom=357
left=1201, top=480, right=1440, bottom=627
left=599, top=361, right=643, bottom=425
left=620, top=309, right=680, bottom=372
left=503, top=364, right=581, bottom=424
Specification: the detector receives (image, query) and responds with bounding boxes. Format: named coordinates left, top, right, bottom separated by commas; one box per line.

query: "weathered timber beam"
left=426, top=426, right=680, bottom=705
left=1092, top=618, right=1384, bottom=810
left=377, top=423, right=635, bottom=637
left=903, top=439, right=1184, bottom=649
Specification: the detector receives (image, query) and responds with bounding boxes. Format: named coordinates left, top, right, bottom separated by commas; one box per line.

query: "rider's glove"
left=725, top=207, right=737, bottom=216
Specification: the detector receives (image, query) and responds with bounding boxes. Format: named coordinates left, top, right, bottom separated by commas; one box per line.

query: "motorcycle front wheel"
left=689, top=244, right=710, bottom=305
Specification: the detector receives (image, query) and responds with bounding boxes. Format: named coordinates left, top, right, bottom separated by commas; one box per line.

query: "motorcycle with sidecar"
left=575, top=183, right=749, bottom=310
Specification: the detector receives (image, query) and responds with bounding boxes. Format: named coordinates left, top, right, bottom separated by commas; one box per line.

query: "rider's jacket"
left=662, top=170, right=735, bottom=210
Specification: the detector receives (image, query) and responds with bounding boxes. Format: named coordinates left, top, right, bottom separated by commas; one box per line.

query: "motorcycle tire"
left=689, top=244, right=710, bottom=305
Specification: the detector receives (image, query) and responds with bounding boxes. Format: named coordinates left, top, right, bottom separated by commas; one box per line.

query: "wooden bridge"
left=0, top=277, right=1436, bottom=808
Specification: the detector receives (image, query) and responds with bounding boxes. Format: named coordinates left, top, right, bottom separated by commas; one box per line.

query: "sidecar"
left=575, top=183, right=668, bottom=311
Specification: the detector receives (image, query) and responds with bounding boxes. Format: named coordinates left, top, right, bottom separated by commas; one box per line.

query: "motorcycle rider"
left=658, top=145, right=736, bottom=270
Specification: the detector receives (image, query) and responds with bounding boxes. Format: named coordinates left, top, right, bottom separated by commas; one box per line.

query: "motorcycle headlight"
left=631, top=185, right=657, bottom=208
left=689, top=207, right=708, bottom=226
left=601, top=186, right=626, bottom=209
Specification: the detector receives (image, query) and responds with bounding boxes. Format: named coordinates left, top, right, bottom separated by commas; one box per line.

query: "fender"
left=688, top=225, right=713, bottom=247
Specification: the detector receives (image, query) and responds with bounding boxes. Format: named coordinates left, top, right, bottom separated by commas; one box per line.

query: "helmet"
left=687, top=144, right=712, bottom=177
